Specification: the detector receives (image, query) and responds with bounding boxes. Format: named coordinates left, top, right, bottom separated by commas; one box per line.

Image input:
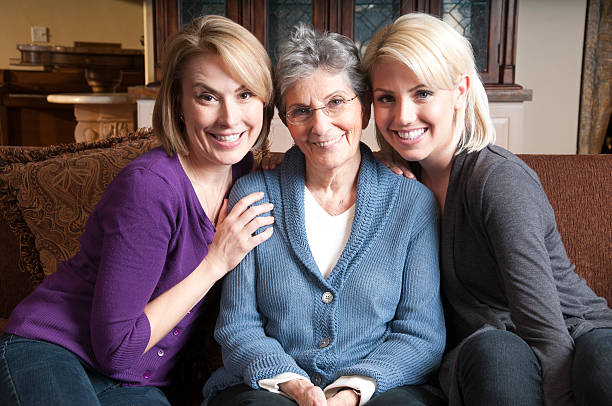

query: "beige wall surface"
left=0, top=0, right=144, bottom=70
left=516, top=0, right=587, bottom=153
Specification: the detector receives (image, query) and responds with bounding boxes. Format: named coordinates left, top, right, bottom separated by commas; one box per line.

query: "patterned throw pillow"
left=0, top=128, right=158, bottom=285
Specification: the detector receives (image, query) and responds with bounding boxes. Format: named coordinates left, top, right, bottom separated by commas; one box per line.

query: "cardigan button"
left=157, top=349, right=165, bottom=357
left=321, top=291, right=333, bottom=304
left=172, top=327, right=180, bottom=336
left=318, top=337, right=330, bottom=348
left=143, top=370, right=151, bottom=379
left=311, top=374, right=322, bottom=386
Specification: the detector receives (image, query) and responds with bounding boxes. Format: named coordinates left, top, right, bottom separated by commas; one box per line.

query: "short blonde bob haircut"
left=153, top=15, right=274, bottom=156
left=362, top=13, right=495, bottom=157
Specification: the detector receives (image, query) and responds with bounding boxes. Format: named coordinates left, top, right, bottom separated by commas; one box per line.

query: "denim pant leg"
left=78, top=361, right=169, bottom=406
left=0, top=333, right=100, bottom=406
left=453, top=329, right=543, bottom=406
left=572, top=327, right=612, bottom=406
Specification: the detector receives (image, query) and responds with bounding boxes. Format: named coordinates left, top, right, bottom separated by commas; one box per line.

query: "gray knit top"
left=439, top=145, right=612, bottom=405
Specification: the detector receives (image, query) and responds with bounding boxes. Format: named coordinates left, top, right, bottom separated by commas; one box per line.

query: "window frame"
left=153, top=0, right=520, bottom=88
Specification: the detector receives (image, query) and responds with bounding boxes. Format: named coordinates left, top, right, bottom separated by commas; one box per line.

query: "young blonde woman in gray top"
left=362, top=13, right=612, bottom=406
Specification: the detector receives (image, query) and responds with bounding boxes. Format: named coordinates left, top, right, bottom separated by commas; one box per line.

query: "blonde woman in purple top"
left=0, top=15, right=274, bottom=405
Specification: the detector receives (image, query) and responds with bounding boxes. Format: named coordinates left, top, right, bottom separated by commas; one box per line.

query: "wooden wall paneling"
left=227, top=0, right=268, bottom=47
left=400, top=0, right=441, bottom=16
left=154, top=0, right=180, bottom=81
left=313, top=0, right=354, bottom=38
left=499, top=0, right=519, bottom=86
left=477, top=0, right=502, bottom=85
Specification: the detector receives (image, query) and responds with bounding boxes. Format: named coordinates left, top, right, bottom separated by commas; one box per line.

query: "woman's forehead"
left=286, top=69, right=353, bottom=101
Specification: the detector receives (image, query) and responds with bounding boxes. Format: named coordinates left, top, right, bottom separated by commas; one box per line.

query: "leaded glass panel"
left=180, top=0, right=226, bottom=26
left=442, top=0, right=490, bottom=71
left=268, top=0, right=313, bottom=62
left=354, top=0, right=400, bottom=56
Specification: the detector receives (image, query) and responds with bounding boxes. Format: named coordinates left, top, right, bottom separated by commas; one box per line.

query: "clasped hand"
left=279, top=379, right=359, bottom=406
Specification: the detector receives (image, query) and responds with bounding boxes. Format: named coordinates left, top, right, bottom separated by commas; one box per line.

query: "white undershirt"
left=303, top=185, right=355, bottom=278
left=258, top=187, right=376, bottom=405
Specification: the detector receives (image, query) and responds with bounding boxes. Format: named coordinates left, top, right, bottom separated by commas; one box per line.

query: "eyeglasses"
left=284, top=95, right=358, bottom=125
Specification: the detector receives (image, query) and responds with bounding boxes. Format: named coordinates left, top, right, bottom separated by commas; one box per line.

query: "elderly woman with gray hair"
left=202, top=25, right=446, bottom=406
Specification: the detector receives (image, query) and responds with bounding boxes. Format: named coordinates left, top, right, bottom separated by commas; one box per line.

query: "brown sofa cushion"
left=520, top=154, right=612, bottom=304
left=0, top=128, right=158, bottom=285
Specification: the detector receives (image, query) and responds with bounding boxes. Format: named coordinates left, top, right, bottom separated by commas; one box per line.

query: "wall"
left=0, top=0, right=143, bottom=70
left=515, top=0, right=587, bottom=153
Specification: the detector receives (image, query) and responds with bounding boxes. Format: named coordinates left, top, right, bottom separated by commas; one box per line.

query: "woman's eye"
left=239, top=91, right=254, bottom=100
left=415, top=90, right=433, bottom=100
left=376, top=94, right=394, bottom=104
left=327, top=98, right=345, bottom=108
left=197, top=93, right=215, bottom=102
left=292, top=107, right=312, bottom=117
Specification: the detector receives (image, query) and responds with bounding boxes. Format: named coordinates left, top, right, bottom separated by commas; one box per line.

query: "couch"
left=1, top=128, right=610, bottom=405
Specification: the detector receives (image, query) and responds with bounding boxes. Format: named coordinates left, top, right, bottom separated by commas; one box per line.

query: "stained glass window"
left=267, top=0, right=313, bottom=62
left=178, top=1, right=490, bottom=71
left=442, top=0, right=490, bottom=71
left=354, top=0, right=400, bottom=56
left=180, top=0, right=226, bottom=26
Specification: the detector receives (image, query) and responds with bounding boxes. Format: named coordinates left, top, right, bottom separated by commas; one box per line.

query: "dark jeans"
left=453, top=327, right=612, bottom=406
left=572, top=327, right=612, bottom=406
left=0, top=333, right=170, bottom=406
left=453, top=329, right=543, bottom=406
left=210, top=383, right=445, bottom=406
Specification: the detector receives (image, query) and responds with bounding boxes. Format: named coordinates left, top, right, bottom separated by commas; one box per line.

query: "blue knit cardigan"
left=202, top=144, right=445, bottom=403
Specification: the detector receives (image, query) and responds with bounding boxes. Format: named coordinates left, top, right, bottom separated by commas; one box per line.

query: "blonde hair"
left=362, top=13, right=494, bottom=157
left=153, top=15, right=274, bottom=156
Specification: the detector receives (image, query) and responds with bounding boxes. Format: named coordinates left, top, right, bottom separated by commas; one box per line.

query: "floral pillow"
left=0, top=128, right=158, bottom=285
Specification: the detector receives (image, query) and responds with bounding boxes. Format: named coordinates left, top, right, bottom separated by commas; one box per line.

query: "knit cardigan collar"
left=276, top=143, right=397, bottom=287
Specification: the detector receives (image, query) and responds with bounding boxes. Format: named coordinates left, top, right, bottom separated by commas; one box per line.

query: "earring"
left=179, top=114, right=184, bottom=122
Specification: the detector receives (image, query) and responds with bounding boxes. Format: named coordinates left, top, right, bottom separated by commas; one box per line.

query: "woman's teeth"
left=315, top=135, right=342, bottom=147
left=397, top=128, right=426, bottom=140
left=213, top=133, right=241, bottom=142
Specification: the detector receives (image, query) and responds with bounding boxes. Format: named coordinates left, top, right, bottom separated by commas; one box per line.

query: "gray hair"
left=274, top=24, right=368, bottom=116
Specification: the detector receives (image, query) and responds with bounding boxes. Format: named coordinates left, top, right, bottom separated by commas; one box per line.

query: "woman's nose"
left=310, top=108, right=334, bottom=136
left=218, top=100, right=239, bottom=127
left=396, top=99, right=417, bottom=125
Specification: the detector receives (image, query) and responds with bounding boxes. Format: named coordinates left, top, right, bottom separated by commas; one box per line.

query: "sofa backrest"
left=1, top=149, right=610, bottom=318
left=519, top=154, right=611, bottom=303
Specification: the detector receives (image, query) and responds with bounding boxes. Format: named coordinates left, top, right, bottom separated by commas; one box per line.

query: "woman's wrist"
left=279, top=378, right=311, bottom=398
left=197, top=253, right=228, bottom=282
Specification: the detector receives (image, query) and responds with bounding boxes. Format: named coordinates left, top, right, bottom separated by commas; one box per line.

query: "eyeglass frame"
left=282, top=94, right=359, bottom=126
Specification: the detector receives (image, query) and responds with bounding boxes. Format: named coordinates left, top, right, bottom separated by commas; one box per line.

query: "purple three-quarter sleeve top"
left=5, top=146, right=252, bottom=386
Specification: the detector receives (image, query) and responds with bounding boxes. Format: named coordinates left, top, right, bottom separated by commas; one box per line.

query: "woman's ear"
left=361, top=91, right=372, bottom=129
left=454, top=74, right=470, bottom=111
